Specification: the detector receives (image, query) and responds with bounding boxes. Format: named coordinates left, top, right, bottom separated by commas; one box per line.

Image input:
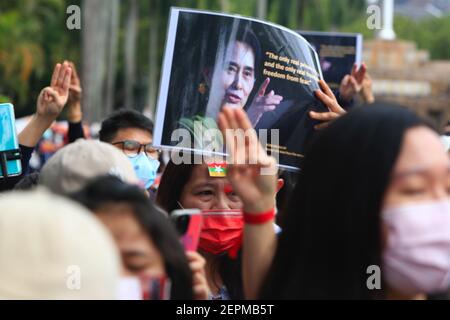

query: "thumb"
left=44, top=87, right=60, bottom=102
left=341, top=75, right=350, bottom=88
left=349, top=76, right=359, bottom=91
left=351, top=63, right=358, bottom=77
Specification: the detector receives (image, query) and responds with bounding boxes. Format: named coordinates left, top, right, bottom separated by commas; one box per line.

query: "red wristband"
left=243, top=208, right=275, bottom=224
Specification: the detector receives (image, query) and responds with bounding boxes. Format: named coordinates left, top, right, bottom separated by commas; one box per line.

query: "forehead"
left=113, top=128, right=153, bottom=144
left=186, top=164, right=229, bottom=187
left=95, top=204, right=149, bottom=246
left=227, top=41, right=255, bottom=65
left=393, top=126, right=449, bottom=174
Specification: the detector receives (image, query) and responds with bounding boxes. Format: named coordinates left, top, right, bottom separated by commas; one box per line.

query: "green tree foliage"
left=0, top=0, right=80, bottom=116
left=341, top=14, right=450, bottom=61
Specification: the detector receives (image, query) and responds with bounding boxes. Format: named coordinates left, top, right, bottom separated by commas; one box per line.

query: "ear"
left=276, top=178, right=284, bottom=193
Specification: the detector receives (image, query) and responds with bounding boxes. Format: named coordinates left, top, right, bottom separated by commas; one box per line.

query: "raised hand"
left=309, top=79, right=346, bottom=130
left=246, top=78, right=283, bottom=127
left=339, top=62, right=367, bottom=103
left=37, top=62, right=72, bottom=119
left=19, top=62, right=72, bottom=147
left=66, top=61, right=82, bottom=105
left=65, top=61, right=83, bottom=122
left=360, top=71, right=375, bottom=104
left=218, top=107, right=277, bottom=213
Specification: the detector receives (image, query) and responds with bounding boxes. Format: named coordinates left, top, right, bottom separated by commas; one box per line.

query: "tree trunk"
left=297, top=0, right=306, bottom=29
left=104, top=0, right=120, bottom=116
left=124, top=0, right=138, bottom=109
left=256, top=0, right=267, bottom=19
left=82, top=0, right=110, bottom=123
left=219, top=0, right=230, bottom=12
left=146, top=0, right=159, bottom=120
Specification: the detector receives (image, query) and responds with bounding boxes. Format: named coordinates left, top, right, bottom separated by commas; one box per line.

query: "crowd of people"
left=0, top=57, right=449, bottom=300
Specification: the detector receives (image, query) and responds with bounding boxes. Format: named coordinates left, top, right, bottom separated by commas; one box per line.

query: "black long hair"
left=71, top=175, right=194, bottom=300
left=157, top=161, right=244, bottom=299
left=261, top=103, right=430, bottom=299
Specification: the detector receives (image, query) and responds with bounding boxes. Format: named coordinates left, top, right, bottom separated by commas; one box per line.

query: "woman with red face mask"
left=157, top=159, right=282, bottom=300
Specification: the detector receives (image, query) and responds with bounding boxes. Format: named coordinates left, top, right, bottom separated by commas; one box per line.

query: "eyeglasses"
left=112, top=140, right=160, bottom=159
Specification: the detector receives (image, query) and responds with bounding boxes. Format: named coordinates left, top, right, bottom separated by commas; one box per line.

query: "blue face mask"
left=128, top=153, right=160, bottom=189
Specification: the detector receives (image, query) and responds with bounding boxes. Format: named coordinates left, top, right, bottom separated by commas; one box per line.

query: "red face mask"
left=198, top=210, right=243, bottom=258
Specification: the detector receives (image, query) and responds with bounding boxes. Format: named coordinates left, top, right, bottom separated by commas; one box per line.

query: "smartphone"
left=0, top=103, right=22, bottom=178
left=171, top=209, right=203, bottom=251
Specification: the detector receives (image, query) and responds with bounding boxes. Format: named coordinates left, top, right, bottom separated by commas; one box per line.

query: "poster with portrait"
left=298, top=31, right=363, bottom=90
left=153, top=8, right=327, bottom=171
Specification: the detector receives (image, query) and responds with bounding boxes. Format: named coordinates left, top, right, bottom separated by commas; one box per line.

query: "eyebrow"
left=123, top=250, right=147, bottom=259
left=191, top=182, right=217, bottom=190
left=393, top=166, right=450, bottom=179
left=229, top=61, right=254, bottom=72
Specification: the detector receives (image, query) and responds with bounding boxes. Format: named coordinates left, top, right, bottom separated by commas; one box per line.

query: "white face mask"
left=382, top=200, right=450, bottom=295
left=116, top=277, right=142, bottom=300
left=116, top=276, right=172, bottom=300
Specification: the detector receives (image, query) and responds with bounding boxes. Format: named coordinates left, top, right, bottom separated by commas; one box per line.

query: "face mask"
left=116, top=276, right=171, bottom=300
left=382, top=200, right=450, bottom=295
left=198, top=209, right=243, bottom=258
left=128, top=153, right=160, bottom=189
left=117, top=277, right=142, bottom=300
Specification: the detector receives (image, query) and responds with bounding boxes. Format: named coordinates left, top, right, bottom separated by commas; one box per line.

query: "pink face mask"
left=382, top=200, right=450, bottom=295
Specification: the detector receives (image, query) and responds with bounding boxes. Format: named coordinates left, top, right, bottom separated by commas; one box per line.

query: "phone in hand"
left=170, top=209, right=203, bottom=251
left=0, top=103, right=21, bottom=178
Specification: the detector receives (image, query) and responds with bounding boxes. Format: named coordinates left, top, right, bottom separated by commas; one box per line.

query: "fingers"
left=235, top=108, right=273, bottom=167
left=315, top=88, right=335, bottom=109
left=50, top=63, right=61, bottom=88
left=351, top=63, right=358, bottom=77
left=309, top=111, right=340, bottom=122
left=218, top=109, right=237, bottom=163
left=69, top=84, right=82, bottom=94
left=341, top=74, right=350, bottom=88
left=43, top=87, right=59, bottom=101
left=348, top=76, right=358, bottom=88
left=226, top=108, right=247, bottom=164
left=217, top=111, right=232, bottom=150
left=263, top=92, right=283, bottom=105
left=314, top=122, right=331, bottom=130
left=315, top=86, right=346, bottom=115
left=263, top=105, right=276, bottom=112
left=234, top=107, right=253, bottom=131
left=318, top=79, right=335, bottom=99
left=56, top=62, right=66, bottom=88
left=193, top=285, right=209, bottom=297
left=186, top=251, right=209, bottom=300
left=355, top=63, right=367, bottom=83
left=62, top=66, right=72, bottom=92
left=54, top=61, right=70, bottom=89
left=258, top=77, right=270, bottom=96
left=219, top=107, right=264, bottom=166
left=66, top=61, right=80, bottom=84
left=39, top=87, right=51, bottom=101
left=186, top=251, right=206, bottom=266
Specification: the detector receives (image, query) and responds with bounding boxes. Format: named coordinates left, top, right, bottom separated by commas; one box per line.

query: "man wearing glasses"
left=99, top=109, right=160, bottom=191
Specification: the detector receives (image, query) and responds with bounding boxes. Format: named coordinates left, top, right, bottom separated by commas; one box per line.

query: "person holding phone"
left=72, top=175, right=210, bottom=300
left=156, top=157, right=284, bottom=300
